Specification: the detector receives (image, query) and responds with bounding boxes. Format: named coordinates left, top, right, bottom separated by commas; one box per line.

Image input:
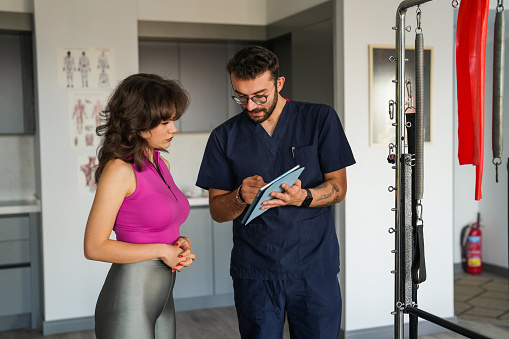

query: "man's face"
left=231, top=71, right=278, bottom=124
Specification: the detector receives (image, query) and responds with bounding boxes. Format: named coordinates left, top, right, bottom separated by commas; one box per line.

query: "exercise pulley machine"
left=388, top=1, right=495, bottom=338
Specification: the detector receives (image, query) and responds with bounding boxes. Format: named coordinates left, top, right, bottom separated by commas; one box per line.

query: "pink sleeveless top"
left=114, top=150, right=190, bottom=244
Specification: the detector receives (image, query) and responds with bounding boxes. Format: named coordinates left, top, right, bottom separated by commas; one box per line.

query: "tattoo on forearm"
left=316, top=187, right=334, bottom=201
left=316, top=182, right=340, bottom=202
left=331, top=182, right=340, bottom=193
left=315, top=182, right=327, bottom=189
left=313, top=181, right=342, bottom=207
left=314, top=196, right=341, bottom=208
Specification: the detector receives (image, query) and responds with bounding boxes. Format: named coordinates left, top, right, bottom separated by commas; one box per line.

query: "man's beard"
left=243, top=94, right=278, bottom=124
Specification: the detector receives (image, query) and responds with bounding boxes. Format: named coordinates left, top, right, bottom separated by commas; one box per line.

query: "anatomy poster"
left=69, top=91, right=109, bottom=148
left=58, top=47, right=116, bottom=89
left=77, top=154, right=98, bottom=193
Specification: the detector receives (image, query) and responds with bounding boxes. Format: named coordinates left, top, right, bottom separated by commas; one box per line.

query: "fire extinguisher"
left=460, top=213, right=482, bottom=274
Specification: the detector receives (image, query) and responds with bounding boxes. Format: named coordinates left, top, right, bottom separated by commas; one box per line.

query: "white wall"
left=137, top=0, right=266, bottom=25
left=452, top=0, right=509, bottom=269
left=0, top=0, right=32, bottom=13
left=0, top=136, right=36, bottom=200
left=161, top=133, right=210, bottom=196
left=34, top=0, right=139, bottom=321
left=266, top=0, right=329, bottom=24
left=342, top=0, right=455, bottom=332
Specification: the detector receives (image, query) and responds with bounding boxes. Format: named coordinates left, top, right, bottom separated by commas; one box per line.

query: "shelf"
left=0, top=200, right=41, bottom=215
left=188, top=197, right=208, bottom=207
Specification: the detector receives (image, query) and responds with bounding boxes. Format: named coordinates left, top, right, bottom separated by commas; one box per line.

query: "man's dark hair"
left=226, top=45, right=279, bottom=82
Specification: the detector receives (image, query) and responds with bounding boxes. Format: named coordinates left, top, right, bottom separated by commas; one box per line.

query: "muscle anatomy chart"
left=69, top=92, right=109, bottom=148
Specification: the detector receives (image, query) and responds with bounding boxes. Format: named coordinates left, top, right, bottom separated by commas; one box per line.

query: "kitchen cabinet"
left=178, top=42, right=228, bottom=132
left=0, top=32, right=35, bottom=135
left=139, top=40, right=250, bottom=132
left=173, top=206, right=234, bottom=310
left=138, top=40, right=179, bottom=80
left=173, top=206, right=214, bottom=298
left=0, top=212, right=41, bottom=331
left=213, top=219, right=233, bottom=295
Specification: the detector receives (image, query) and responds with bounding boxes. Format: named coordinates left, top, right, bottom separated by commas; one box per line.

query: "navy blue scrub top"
left=196, top=100, right=356, bottom=280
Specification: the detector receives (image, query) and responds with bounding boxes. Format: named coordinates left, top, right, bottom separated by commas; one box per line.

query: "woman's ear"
left=138, top=130, right=151, bottom=139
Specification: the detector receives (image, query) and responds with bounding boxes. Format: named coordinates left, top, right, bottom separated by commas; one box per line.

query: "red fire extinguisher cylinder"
left=466, top=226, right=482, bottom=274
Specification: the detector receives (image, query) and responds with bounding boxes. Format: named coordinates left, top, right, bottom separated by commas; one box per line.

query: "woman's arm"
left=84, top=159, right=194, bottom=269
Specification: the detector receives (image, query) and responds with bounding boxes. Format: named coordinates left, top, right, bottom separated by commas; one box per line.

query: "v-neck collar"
left=248, top=100, right=290, bottom=158
left=250, top=100, right=290, bottom=140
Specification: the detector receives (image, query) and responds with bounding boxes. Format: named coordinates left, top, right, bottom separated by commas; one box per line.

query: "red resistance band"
left=456, top=0, right=490, bottom=200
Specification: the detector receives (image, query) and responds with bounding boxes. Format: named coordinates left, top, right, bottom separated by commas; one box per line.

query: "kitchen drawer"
left=0, top=215, right=30, bottom=266
left=0, top=240, right=30, bottom=266
left=0, top=267, right=31, bottom=316
left=0, top=215, right=30, bottom=241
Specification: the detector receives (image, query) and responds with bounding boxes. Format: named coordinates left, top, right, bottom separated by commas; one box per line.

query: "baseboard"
left=0, top=313, right=31, bottom=331
left=43, top=316, right=94, bottom=336
left=41, top=293, right=234, bottom=335
left=454, top=262, right=508, bottom=278
left=342, top=316, right=458, bottom=339
left=175, top=293, right=234, bottom=312
left=482, top=263, right=509, bottom=278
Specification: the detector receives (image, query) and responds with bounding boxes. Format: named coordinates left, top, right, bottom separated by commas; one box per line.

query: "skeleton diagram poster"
left=57, top=47, right=116, bottom=89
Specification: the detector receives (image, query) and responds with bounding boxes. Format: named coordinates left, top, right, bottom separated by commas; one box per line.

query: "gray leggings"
left=95, top=260, right=177, bottom=339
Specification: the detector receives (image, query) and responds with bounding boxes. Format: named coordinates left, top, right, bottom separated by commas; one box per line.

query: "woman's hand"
left=160, top=243, right=186, bottom=270
left=166, top=237, right=196, bottom=273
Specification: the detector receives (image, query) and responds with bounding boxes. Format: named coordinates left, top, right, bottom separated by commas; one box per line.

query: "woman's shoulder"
left=102, top=159, right=135, bottom=181
left=104, top=158, right=133, bottom=171
left=100, top=159, right=137, bottom=195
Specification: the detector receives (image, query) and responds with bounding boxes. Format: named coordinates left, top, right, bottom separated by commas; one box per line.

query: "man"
left=196, top=45, right=355, bottom=338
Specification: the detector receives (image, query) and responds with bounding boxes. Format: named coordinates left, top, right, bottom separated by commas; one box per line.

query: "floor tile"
left=468, top=296, right=509, bottom=310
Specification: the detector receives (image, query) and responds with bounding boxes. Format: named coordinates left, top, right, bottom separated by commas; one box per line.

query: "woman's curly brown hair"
left=95, top=73, right=190, bottom=183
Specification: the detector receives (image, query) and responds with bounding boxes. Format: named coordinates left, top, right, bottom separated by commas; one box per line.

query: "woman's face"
left=139, top=119, right=178, bottom=150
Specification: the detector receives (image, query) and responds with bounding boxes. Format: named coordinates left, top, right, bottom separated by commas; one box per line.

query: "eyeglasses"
left=231, top=86, right=275, bottom=105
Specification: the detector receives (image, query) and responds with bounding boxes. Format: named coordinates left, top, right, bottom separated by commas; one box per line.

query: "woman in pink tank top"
left=84, top=73, right=196, bottom=339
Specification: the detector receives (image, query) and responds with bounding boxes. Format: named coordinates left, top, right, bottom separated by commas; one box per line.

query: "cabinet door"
left=213, top=220, right=233, bottom=295
left=0, top=216, right=31, bottom=321
left=138, top=40, right=179, bottom=80
left=173, top=207, right=214, bottom=299
left=179, top=42, right=228, bottom=132
left=0, top=215, right=30, bottom=265
left=0, top=267, right=31, bottom=316
left=0, top=32, right=35, bottom=134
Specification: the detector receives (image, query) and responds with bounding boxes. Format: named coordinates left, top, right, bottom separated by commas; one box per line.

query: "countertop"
left=0, top=197, right=207, bottom=216
left=0, top=199, right=41, bottom=215
left=188, top=197, right=209, bottom=207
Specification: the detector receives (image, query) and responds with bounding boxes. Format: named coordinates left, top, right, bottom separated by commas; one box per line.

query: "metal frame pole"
left=394, top=2, right=433, bottom=338
left=392, top=1, right=495, bottom=339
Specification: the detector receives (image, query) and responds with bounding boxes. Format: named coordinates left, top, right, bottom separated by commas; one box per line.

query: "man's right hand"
left=240, top=175, right=266, bottom=204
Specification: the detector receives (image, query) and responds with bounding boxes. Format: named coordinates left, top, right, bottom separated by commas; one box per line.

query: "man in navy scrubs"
left=196, top=45, right=355, bottom=339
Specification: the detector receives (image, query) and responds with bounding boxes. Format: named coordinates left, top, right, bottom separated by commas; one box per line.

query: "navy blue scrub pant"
left=233, top=271, right=342, bottom=339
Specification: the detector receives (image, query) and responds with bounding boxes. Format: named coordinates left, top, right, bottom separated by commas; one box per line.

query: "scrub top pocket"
left=292, top=144, right=322, bottom=187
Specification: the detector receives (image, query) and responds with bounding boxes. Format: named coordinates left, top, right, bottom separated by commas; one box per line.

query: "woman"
left=84, top=73, right=196, bottom=339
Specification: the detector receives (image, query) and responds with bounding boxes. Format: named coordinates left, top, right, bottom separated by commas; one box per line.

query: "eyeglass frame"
left=230, top=82, right=277, bottom=105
